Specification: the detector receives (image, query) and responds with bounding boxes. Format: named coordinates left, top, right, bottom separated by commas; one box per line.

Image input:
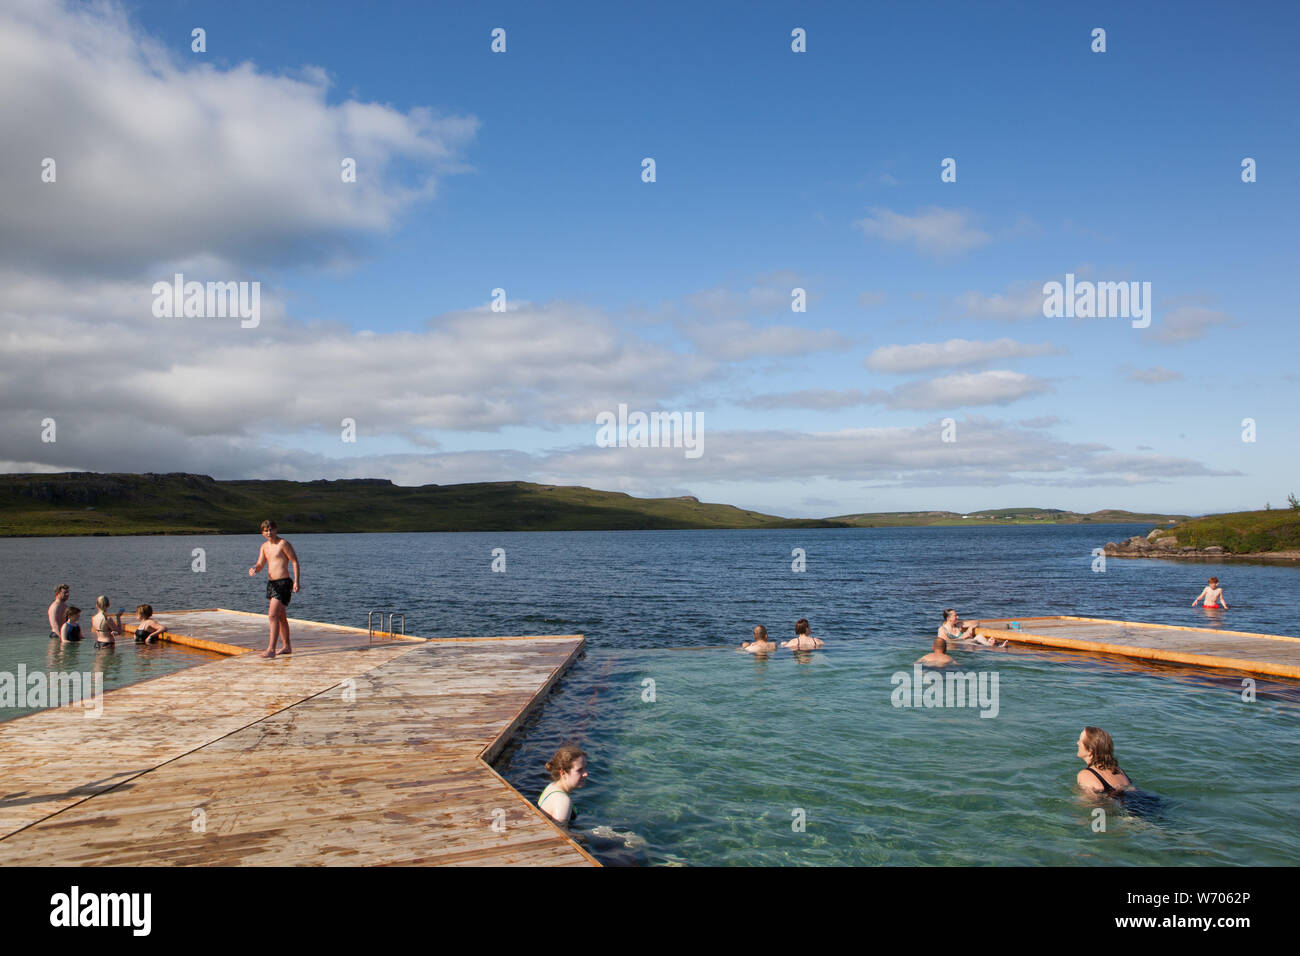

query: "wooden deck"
left=0, top=609, right=596, bottom=866
left=978, top=616, right=1300, bottom=679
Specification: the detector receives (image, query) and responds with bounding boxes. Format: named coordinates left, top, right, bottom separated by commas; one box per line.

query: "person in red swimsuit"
left=1192, top=576, right=1227, bottom=610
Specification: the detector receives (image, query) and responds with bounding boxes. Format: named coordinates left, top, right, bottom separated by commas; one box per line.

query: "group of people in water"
left=535, top=577, right=1235, bottom=831
left=46, top=584, right=166, bottom=649
left=47, top=539, right=1214, bottom=835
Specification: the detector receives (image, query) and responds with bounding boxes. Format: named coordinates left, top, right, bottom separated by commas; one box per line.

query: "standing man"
left=249, top=519, right=299, bottom=659
left=47, top=583, right=70, bottom=639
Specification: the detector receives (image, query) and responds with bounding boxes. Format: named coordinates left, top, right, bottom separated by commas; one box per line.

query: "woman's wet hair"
left=753, top=624, right=768, bottom=640
left=95, top=595, right=110, bottom=612
left=545, top=744, right=587, bottom=781
left=794, top=618, right=810, bottom=635
left=137, top=604, right=153, bottom=619
left=1082, top=726, right=1119, bottom=771
left=66, top=606, right=81, bottom=617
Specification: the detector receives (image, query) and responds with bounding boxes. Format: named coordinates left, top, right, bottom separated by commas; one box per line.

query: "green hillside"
left=1158, top=508, right=1300, bottom=553
left=0, top=473, right=845, bottom=535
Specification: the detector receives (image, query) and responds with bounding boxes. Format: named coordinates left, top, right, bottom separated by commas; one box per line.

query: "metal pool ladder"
left=366, top=610, right=405, bottom=646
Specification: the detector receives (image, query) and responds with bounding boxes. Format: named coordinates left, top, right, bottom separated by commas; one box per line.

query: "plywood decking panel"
left=978, top=616, right=1300, bottom=678
left=0, top=610, right=594, bottom=866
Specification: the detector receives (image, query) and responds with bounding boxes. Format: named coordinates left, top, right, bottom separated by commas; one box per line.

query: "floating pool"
left=0, top=632, right=223, bottom=723
left=498, top=643, right=1300, bottom=866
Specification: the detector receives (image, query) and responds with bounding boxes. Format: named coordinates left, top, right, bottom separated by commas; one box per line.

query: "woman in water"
left=939, top=608, right=986, bottom=644
left=782, top=618, right=824, bottom=650
left=1075, top=726, right=1133, bottom=796
left=91, top=595, right=123, bottom=648
left=134, top=605, right=166, bottom=643
left=1192, top=577, right=1227, bottom=610
left=538, top=745, right=588, bottom=828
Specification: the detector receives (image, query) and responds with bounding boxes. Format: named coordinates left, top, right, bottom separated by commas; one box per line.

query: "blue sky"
left=2, top=0, right=1297, bottom=516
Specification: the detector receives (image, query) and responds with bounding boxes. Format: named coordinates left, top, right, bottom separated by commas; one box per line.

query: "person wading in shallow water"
left=248, top=519, right=300, bottom=659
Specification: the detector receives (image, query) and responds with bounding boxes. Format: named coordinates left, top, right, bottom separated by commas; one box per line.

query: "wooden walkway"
left=0, top=609, right=596, bottom=866
left=978, top=616, right=1300, bottom=679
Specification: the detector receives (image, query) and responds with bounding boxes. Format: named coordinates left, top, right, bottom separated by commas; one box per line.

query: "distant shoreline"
left=0, top=472, right=1187, bottom=538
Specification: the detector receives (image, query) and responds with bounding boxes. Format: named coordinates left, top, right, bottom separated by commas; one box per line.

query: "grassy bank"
left=1159, top=508, right=1300, bottom=553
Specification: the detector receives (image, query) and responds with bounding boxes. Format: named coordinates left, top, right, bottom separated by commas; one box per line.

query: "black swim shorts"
left=267, top=577, right=293, bottom=606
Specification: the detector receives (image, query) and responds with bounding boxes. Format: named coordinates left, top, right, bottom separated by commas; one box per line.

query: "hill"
left=0, top=473, right=1190, bottom=536
left=0, top=473, right=845, bottom=535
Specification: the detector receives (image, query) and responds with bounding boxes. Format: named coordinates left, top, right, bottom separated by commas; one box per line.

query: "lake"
left=2, top=525, right=1297, bottom=865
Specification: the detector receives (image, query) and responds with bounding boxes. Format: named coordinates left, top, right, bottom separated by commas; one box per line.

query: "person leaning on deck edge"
left=249, top=519, right=300, bottom=659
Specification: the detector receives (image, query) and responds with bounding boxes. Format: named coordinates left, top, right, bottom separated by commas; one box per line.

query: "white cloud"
left=867, top=370, right=1052, bottom=410
left=854, top=207, right=992, bottom=256
left=954, top=280, right=1051, bottom=321
left=1123, top=366, right=1183, bottom=384
left=680, top=319, right=848, bottom=361
left=737, top=390, right=871, bottom=410
left=0, top=0, right=477, bottom=277
left=865, top=338, right=1062, bottom=373
left=1148, top=306, right=1232, bottom=344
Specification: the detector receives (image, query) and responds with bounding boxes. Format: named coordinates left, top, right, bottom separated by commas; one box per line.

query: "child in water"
left=1192, top=577, right=1227, bottom=609
left=60, top=607, right=83, bottom=643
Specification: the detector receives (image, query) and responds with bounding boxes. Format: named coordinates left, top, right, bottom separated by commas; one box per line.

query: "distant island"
left=0, top=472, right=1193, bottom=537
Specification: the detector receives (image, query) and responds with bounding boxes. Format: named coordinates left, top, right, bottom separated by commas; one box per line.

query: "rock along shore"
left=1103, top=529, right=1300, bottom=563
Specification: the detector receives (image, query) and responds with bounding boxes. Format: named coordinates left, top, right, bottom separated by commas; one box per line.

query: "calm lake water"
left=2, top=525, right=1298, bottom=864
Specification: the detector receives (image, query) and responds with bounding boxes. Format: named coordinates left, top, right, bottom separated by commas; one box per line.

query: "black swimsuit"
left=1087, top=766, right=1125, bottom=796
left=63, top=624, right=82, bottom=642
left=267, top=577, right=293, bottom=606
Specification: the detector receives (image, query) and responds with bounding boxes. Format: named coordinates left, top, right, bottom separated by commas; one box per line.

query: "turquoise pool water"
left=0, top=633, right=223, bottom=723
left=498, top=643, right=1300, bottom=866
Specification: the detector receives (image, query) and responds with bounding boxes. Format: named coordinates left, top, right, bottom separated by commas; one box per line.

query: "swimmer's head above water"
left=1077, top=726, right=1119, bottom=771
left=753, top=625, right=768, bottom=642
left=546, top=744, right=588, bottom=788
left=933, top=636, right=948, bottom=653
